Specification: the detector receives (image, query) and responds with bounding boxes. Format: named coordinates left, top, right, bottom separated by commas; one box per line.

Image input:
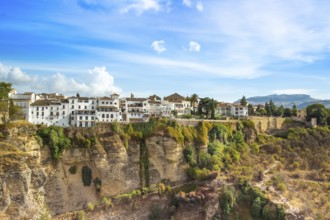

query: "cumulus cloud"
left=188, top=41, right=201, bottom=52
left=0, top=63, right=36, bottom=85
left=151, top=40, right=166, bottom=53
left=49, top=66, right=121, bottom=96
left=0, top=63, right=121, bottom=96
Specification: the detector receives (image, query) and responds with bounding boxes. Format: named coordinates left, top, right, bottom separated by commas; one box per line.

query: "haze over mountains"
left=239, top=94, right=330, bottom=109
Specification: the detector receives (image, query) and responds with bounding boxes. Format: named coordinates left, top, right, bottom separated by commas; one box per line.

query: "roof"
left=149, top=94, right=161, bottom=101
left=126, top=98, right=147, bottom=102
left=98, top=96, right=115, bottom=101
left=30, top=100, right=50, bottom=106
left=164, top=93, right=185, bottom=102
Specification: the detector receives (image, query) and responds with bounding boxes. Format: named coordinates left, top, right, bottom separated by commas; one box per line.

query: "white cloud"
left=120, top=0, right=167, bottom=15
left=0, top=63, right=121, bottom=96
left=49, top=66, right=121, bottom=96
left=188, top=41, right=201, bottom=52
left=151, top=40, right=166, bottom=53
left=271, top=89, right=312, bottom=95
left=183, top=0, right=192, bottom=7
left=196, top=1, right=203, bottom=11
left=0, top=63, right=36, bottom=85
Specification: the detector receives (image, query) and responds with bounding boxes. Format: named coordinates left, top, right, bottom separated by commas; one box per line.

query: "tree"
left=306, top=104, right=329, bottom=126
left=190, top=93, right=199, bottom=113
left=0, top=82, right=22, bottom=124
left=269, top=99, right=276, bottom=116
left=76, top=93, right=80, bottom=98
left=292, top=104, right=298, bottom=116
left=275, top=105, right=284, bottom=117
left=283, top=108, right=292, bottom=117
left=240, top=95, right=247, bottom=106
left=248, top=104, right=254, bottom=116
left=198, top=97, right=215, bottom=119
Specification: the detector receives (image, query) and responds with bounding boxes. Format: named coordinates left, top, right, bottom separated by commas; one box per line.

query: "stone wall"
left=249, top=116, right=286, bottom=133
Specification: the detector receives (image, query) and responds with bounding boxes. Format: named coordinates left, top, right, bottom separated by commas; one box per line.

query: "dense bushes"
left=37, top=126, right=70, bottom=160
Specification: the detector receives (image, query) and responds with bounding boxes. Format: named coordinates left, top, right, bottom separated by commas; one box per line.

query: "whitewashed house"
left=29, top=99, right=70, bottom=126
left=67, top=96, right=96, bottom=127
left=9, top=91, right=39, bottom=121
left=163, top=93, right=191, bottom=116
left=96, top=94, right=122, bottom=123
left=121, top=94, right=149, bottom=122
left=215, top=102, right=248, bottom=117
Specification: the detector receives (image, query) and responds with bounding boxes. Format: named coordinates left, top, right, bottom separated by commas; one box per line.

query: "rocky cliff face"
left=0, top=123, right=189, bottom=219
left=0, top=123, right=47, bottom=220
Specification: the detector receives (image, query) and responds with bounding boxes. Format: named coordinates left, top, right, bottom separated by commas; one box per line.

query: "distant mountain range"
left=236, top=94, right=330, bottom=109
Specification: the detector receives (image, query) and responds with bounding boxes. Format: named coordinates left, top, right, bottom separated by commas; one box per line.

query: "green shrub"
left=149, top=204, right=162, bottom=220
left=86, top=202, right=94, bottom=211
left=82, top=166, right=92, bottom=186
left=76, top=210, right=86, bottom=220
left=102, top=197, right=113, bottom=208
left=250, top=197, right=263, bottom=217
left=219, top=185, right=236, bottom=216
left=37, top=126, right=70, bottom=160
left=183, top=145, right=196, bottom=166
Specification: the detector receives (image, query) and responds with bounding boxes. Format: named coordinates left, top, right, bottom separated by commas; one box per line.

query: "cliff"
left=0, top=119, right=328, bottom=219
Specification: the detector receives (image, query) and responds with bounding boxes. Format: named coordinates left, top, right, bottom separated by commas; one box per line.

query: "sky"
left=0, top=0, right=330, bottom=102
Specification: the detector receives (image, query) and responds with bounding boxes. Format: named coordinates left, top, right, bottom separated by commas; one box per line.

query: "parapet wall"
left=249, top=116, right=286, bottom=133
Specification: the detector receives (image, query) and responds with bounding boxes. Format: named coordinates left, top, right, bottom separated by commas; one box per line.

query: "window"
left=102, top=114, right=105, bottom=118
left=111, top=114, right=113, bottom=118
left=106, top=114, right=109, bottom=118
left=85, top=116, right=88, bottom=120
left=63, top=105, right=65, bottom=109
left=63, top=111, right=65, bottom=115
left=42, top=107, right=44, bottom=111
left=42, top=112, right=44, bottom=116
left=91, top=116, right=94, bottom=120
left=72, top=111, right=74, bottom=115
left=79, top=116, right=82, bottom=120
left=71, top=100, right=74, bottom=103
left=37, top=107, right=39, bottom=111
left=92, top=106, right=94, bottom=110
left=78, top=105, right=81, bottom=109
left=84, top=106, right=87, bottom=109
left=92, top=101, right=94, bottom=104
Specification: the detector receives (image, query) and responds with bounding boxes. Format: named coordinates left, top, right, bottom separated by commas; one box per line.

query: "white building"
left=68, top=96, right=96, bottom=127
left=96, top=94, right=122, bottom=123
left=9, top=92, right=39, bottom=121
left=121, top=94, right=149, bottom=122
left=163, top=93, right=191, bottom=116
left=29, top=99, right=70, bottom=127
left=215, top=102, right=248, bottom=117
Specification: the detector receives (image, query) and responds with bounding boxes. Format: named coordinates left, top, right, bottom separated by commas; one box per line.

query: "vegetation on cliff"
left=7, top=117, right=327, bottom=220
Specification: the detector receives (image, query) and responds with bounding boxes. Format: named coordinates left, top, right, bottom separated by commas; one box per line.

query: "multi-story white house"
left=121, top=94, right=149, bottom=122
left=215, top=102, right=248, bottom=117
left=29, top=99, right=70, bottom=127
left=67, top=96, right=97, bottom=128
left=96, top=94, right=122, bottom=123
left=9, top=91, right=39, bottom=121
left=163, top=93, right=191, bottom=116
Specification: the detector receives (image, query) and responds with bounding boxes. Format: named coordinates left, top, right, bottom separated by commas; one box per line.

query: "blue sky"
left=0, top=0, right=330, bottom=102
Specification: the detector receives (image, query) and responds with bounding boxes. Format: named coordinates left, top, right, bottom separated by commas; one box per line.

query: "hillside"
left=0, top=119, right=329, bottom=220
left=240, top=94, right=330, bottom=109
